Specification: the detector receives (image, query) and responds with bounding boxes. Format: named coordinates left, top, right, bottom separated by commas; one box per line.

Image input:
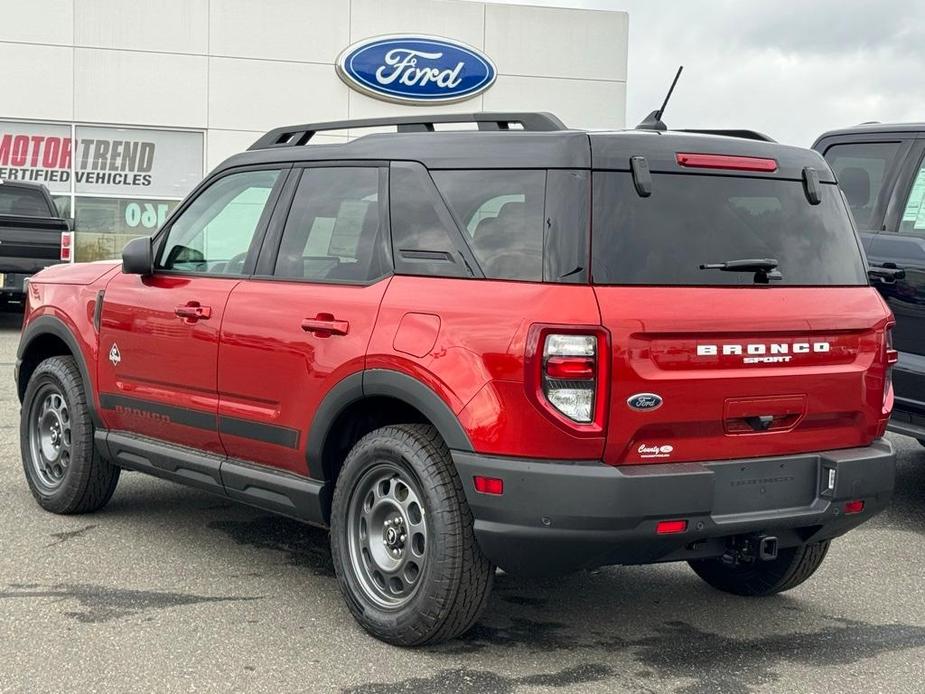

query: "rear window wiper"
left=699, top=258, right=782, bottom=284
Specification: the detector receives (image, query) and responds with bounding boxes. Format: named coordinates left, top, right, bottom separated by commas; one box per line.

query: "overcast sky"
left=480, top=0, right=925, bottom=146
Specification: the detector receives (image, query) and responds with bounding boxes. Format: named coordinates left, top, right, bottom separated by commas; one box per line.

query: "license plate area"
left=708, top=457, right=817, bottom=516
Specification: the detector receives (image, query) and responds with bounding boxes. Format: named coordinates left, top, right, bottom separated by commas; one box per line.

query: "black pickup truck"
left=813, top=123, right=925, bottom=443
left=0, top=180, right=69, bottom=306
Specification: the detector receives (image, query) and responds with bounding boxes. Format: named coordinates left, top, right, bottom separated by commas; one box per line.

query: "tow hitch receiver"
left=721, top=535, right=779, bottom=565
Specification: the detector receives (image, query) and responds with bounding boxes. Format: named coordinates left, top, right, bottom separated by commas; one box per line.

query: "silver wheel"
left=28, top=385, right=72, bottom=491
left=346, top=462, right=428, bottom=609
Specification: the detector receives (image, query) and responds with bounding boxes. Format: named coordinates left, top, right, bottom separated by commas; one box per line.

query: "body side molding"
left=99, top=430, right=325, bottom=526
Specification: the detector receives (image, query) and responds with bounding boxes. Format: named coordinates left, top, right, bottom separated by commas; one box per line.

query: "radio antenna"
left=636, top=65, right=683, bottom=131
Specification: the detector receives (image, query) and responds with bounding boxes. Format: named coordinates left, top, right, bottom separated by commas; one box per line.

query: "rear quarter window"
left=591, top=172, right=867, bottom=286
left=432, top=169, right=546, bottom=281
left=823, top=141, right=903, bottom=228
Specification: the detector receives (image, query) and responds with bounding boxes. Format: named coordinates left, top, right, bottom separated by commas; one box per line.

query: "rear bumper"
left=452, top=439, right=895, bottom=575
left=888, top=398, right=925, bottom=441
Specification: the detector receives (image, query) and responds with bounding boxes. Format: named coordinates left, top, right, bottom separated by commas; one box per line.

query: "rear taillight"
left=60, top=231, right=72, bottom=262
left=884, top=324, right=898, bottom=409
left=543, top=334, right=597, bottom=423
left=526, top=327, right=609, bottom=431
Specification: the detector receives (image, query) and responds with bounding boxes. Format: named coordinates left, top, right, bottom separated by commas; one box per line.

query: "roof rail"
left=248, top=112, right=568, bottom=150
left=676, top=128, right=776, bottom=143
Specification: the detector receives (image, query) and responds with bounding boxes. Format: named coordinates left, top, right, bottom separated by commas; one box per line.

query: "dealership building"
left=0, top=0, right=628, bottom=262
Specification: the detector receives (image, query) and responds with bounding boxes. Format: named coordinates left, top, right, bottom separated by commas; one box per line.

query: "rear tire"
left=330, top=424, right=494, bottom=646
left=688, top=540, right=830, bottom=596
left=20, top=356, right=120, bottom=514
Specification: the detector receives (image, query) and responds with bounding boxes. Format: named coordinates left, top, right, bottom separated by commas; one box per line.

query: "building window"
left=0, top=120, right=204, bottom=262
left=74, top=197, right=181, bottom=262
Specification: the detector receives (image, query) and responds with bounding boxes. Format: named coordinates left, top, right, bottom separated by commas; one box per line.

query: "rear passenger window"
left=823, top=142, right=902, bottom=229
left=389, top=162, right=471, bottom=279
left=432, top=170, right=546, bottom=281
left=274, top=167, right=388, bottom=283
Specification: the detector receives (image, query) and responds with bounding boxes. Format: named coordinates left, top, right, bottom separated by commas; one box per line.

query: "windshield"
left=591, top=172, right=867, bottom=286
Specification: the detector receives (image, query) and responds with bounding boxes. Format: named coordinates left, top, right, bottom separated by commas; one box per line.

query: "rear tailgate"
left=0, top=215, right=66, bottom=274
left=590, top=142, right=892, bottom=466
left=595, top=286, right=891, bottom=465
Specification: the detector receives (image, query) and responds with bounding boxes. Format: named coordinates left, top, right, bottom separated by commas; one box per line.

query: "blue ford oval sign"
left=627, top=393, right=664, bottom=412
left=336, top=35, right=497, bottom=105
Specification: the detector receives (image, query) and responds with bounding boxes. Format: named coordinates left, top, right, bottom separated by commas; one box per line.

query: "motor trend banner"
left=0, top=122, right=203, bottom=198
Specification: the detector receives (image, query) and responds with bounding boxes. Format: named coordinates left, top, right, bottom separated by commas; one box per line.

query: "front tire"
left=688, top=540, right=830, bottom=596
left=330, top=424, right=494, bottom=646
left=20, top=356, right=120, bottom=514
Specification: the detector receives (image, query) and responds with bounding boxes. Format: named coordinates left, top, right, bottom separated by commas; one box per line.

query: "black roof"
left=214, top=112, right=832, bottom=182
left=816, top=122, right=925, bottom=139
left=0, top=179, right=49, bottom=191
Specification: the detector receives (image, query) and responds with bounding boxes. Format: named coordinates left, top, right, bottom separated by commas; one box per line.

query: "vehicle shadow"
left=22, top=443, right=921, bottom=685
left=871, top=436, right=925, bottom=535
left=32, top=459, right=923, bottom=694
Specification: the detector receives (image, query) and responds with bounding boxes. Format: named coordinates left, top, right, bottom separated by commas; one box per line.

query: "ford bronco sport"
left=17, top=113, right=896, bottom=646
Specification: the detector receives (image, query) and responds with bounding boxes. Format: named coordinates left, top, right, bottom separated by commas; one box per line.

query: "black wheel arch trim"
left=17, top=314, right=101, bottom=427
left=306, top=368, right=474, bottom=482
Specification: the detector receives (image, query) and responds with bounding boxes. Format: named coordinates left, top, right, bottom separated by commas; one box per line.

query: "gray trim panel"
left=453, top=440, right=895, bottom=574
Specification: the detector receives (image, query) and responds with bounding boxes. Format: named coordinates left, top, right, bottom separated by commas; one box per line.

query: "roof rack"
left=249, top=112, right=568, bottom=150
left=677, top=129, right=776, bottom=143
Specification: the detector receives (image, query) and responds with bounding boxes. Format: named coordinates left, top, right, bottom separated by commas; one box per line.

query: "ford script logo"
left=336, top=35, right=497, bottom=105
left=627, top=393, right=663, bottom=411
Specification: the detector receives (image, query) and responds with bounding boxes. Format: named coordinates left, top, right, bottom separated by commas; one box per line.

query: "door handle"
left=301, top=313, right=349, bottom=337
left=175, top=302, right=212, bottom=322
left=868, top=263, right=905, bottom=284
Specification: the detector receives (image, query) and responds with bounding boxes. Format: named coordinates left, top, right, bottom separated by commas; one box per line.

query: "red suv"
left=16, top=113, right=896, bottom=646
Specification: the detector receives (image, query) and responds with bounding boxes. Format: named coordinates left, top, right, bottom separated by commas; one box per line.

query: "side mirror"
left=122, top=236, right=153, bottom=276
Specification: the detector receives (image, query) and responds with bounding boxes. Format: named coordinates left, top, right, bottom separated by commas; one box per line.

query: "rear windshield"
left=591, top=172, right=867, bottom=286
left=0, top=185, right=50, bottom=216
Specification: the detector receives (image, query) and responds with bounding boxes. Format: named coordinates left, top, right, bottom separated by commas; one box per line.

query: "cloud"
left=478, top=0, right=925, bottom=146
left=620, top=0, right=925, bottom=145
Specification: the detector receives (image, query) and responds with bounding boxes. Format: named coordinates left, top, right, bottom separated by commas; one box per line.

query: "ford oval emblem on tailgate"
left=336, top=35, right=497, bottom=104
left=627, top=393, right=663, bottom=411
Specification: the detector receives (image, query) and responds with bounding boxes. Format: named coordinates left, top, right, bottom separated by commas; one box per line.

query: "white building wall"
left=0, top=0, right=628, bottom=170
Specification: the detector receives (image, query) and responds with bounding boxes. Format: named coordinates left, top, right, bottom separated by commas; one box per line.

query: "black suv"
left=814, top=124, right=925, bottom=442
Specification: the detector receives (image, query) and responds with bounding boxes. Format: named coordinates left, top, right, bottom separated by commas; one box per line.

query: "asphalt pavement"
left=0, top=310, right=923, bottom=693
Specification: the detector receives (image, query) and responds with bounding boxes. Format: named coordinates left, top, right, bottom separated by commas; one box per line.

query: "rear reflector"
left=676, top=152, right=778, bottom=172
left=473, top=476, right=504, bottom=495
left=656, top=519, right=688, bottom=534
left=843, top=500, right=865, bottom=515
